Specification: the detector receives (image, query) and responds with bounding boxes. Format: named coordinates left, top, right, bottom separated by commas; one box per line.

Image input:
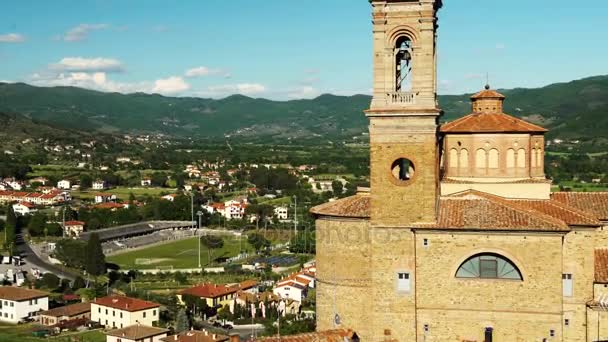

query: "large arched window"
left=449, top=148, right=458, bottom=168
left=456, top=253, right=522, bottom=280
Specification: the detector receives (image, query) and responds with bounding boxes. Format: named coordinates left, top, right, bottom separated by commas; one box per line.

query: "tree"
left=38, top=273, right=60, bottom=290
left=54, top=239, right=87, bottom=269
left=72, top=276, right=87, bottom=290
left=248, top=233, right=270, bottom=252
left=85, top=233, right=106, bottom=276
left=79, top=174, right=93, bottom=190
left=200, top=235, right=224, bottom=265
left=27, top=213, right=46, bottom=236
left=331, top=180, right=344, bottom=194
left=175, top=308, right=190, bottom=333
left=4, top=206, right=17, bottom=256
left=181, top=294, right=209, bottom=318
left=289, top=231, right=316, bottom=254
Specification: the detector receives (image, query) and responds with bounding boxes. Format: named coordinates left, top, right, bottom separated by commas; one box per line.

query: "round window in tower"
left=391, top=158, right=415, bottom=183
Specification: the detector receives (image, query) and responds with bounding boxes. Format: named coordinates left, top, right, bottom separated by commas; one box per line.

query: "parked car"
left=222, top=324, right=233, bottom=330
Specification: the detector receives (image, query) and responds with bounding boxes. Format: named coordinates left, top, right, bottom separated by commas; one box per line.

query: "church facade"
left=311, top=1, right=608, bottom=341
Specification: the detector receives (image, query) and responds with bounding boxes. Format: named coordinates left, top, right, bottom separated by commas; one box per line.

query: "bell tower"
left=367, top=0, right=442, bottom=226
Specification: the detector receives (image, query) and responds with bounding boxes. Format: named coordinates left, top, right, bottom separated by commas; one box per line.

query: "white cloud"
left=30, top=72, right=149, bottom=93
left=0, top=33, right=25, bottom=43
left=51, top=57, right=124, bottom=73
left=62, top=24, right=108, bottom=42
left=152, top=76, right=190, bottom=94
left=185, top=66, right=218, bottom=78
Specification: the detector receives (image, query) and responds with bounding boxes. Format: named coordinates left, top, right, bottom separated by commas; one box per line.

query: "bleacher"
left=80, top=220, right=194, bottom=242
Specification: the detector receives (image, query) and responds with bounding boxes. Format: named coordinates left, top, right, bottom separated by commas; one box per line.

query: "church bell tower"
left=367, top=0, right=442, bottom=226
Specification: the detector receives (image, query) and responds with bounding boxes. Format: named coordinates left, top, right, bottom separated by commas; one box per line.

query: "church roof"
left=440, top=112, right=547, bottom=133
left=310, top=192, right=370, bottom=219
left=310, top=189, right=607, bottom=230
left=470, top=88, right=505, bottom=100
left=551, top=192, right=608, bottom=221
left=414, top=190, right=570, bottom=231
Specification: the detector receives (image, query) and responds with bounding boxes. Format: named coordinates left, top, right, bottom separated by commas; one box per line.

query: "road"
left=16, top=228, right=77, bottom=281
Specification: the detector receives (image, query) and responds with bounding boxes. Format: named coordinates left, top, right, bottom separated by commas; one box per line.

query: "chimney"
left=229, top=333, right=240, bottom=342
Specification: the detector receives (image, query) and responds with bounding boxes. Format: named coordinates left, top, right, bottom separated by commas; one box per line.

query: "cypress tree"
left=175, top=308, right=189, bottom=333
left=85, top=233, right=106, bottom=276
left=4, top=205, right=17, bottom=256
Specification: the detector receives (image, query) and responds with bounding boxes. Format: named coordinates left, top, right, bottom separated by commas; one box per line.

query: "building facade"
left=0, top=287, right=49, bottom=324
left=91, top=295, right=160, bottom=329
left=311, top=1, right=608, bottom=341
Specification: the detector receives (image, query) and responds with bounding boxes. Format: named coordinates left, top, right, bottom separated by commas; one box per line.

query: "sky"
left=0, top=0, right=607, bottom=100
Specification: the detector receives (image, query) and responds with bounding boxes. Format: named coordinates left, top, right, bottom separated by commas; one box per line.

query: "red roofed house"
left=91, top=295, right=160, bottom=329
left=63, top=221, right=86, bottom=238
left=177, top=281, right=258, bottom=308
left=310, top=2, right=608, bottom=340
left=12, top=202, right=37, bottom=216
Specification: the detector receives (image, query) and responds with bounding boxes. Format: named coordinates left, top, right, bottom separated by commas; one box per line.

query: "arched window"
left=531, top=148, right=537, bottom=167
left=506, top=149, right=515, bottom=168
left=449, top=148, right=458, bottom=168
left=460, top=149, right=469, bottom=170
left=475, top=149, right=486, bottom=169
left=456, top=253, right=522, bottom=280
left=517, top=149, right=526, bottom=168
left=488, top=149, right=499, bottom=169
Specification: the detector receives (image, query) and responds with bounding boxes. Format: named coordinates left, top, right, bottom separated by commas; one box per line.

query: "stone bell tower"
left=367, top=0, right=442, bottom=226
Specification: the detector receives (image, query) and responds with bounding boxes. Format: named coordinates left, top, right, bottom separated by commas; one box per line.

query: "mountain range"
left=0, top=75, right=607, bottom=145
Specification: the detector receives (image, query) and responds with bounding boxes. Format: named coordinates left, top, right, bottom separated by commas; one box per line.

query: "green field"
left=72, top=187, right=174, bottom=200
left=0, top=324, right=105, bottom=342
left=107, top=236, right=254, bottom=270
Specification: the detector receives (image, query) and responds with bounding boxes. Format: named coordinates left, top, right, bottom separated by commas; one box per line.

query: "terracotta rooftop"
left=161, top=330, right=229, bottom=342
left=310, top=193, right=370, bottom=219
left=0, top=286, right=48, bottom=301
left=180, top=280, right=257, bottom=299
left=253, top=329, right=359, bottom=342
left=106, top=324, right=169, bottom=340
left=509, top=199, right=601, bottom=227
left=552, top=192, right=608, bottom=221
left=595, top=249, right=608, bottom=283
left=39, top=302, right=90, bottom=318
left=93, top=295, right=160, bottom=312
left=413, top=191, right=570, bottom=231
left=440, top=112, right=547, bottom=133
left=64, top=220, right=85, bottom=226
left=470, top=88, right=506, bottom=99
left=442, top=177, right=551, bottom=185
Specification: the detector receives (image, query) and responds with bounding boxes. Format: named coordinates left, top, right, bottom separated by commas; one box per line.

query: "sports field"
left=107, top=236, right=253, bottom=270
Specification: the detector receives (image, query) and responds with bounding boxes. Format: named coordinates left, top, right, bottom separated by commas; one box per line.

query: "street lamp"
left=196, top=211, right=203, bottom=268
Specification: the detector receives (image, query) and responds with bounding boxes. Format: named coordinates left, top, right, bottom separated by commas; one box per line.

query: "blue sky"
left=0, top=0, right=606, bottom=99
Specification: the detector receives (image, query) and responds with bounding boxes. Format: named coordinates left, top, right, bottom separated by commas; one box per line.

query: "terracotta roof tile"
left=93, top=295, right=159, bottom=312
left=161, top=330, right=229, bottom=342
left=39, top=302, right=90, bottom=318
left=509, top=199, right=601, bottom=227
left=414, top=190, right=569, bottom=231
left=0, top=286, right=49, bottom=301
left=253, top=329, right=358, bottom=342
left=106, top=324, right=169, bottom=340
left=595, top=249, right=608, bottom=283
left=551, top=192, right=608, bottom=221
left=440, top=112, right=547, bottom=133
left=310, top=194, right=370, bottom=219
left=442, top=177, right=551, bottom=185
left=180, top=282, right=248, bottom=299
left=470, top=88, right=506, bottom=99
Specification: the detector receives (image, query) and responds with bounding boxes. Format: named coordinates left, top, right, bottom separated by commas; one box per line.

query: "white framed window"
left=397, top=272, right=411, bottom=292
left=563, top=274, right=573, bottom=297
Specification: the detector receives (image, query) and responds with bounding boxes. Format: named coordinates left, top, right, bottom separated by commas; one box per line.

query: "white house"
left=91, top=295, right=160, bottom=329
left=274, top=206, right=289, bottom=220
left=105, top=324, right=169, bottom=342
left=12, top=202, right=37, bottom=216
left=0, top=286, right=49, bottom=323
left=7, top=180, right=25, bottom=191
left=141, top=178, right=152, bottom=187
left=57, top=180, right=71, bottom=190
left=273, top=281, right=307, bottom=303
left=94, top=193, right=116, bottom=204
left=63, top=221, right=86, bottom=238
left=92, top=180, right=107, bottom=190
